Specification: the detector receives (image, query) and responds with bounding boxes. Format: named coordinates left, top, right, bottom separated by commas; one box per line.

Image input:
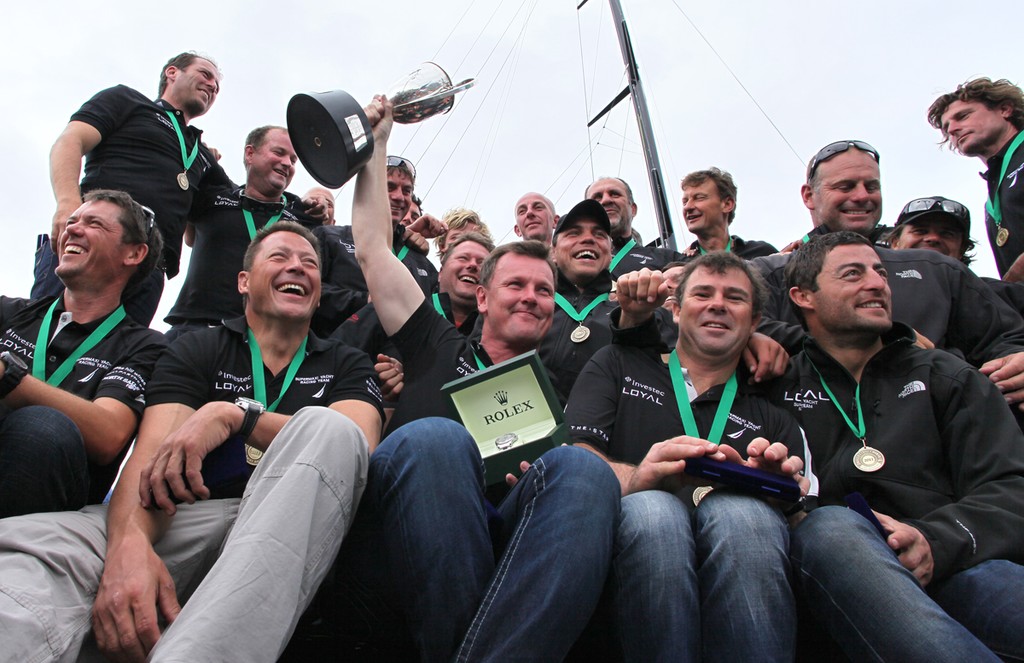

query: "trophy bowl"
left=286, top=63, right=475, bottom=186
left=388, top=62, right=475, bottom=124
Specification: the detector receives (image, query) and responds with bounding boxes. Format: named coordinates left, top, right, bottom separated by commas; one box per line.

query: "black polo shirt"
left=147, top=317, right=383, bottom=492
left=683, top=235, right=778, bottom=259
left=566, top=343, right=808, bottom=470
left=386, top=299, right=493, bottom=436
left=71, top=85, right=233, bottom=277
left=312, top=224, right=438, bottom=337
left=0, top=295, right=168, bottom=501
left=984, top=132, right=1024, bottom=277
left=166, top=186, right=319, bottom=325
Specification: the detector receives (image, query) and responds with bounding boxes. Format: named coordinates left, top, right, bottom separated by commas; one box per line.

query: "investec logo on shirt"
left=214, top=370, right=253, bottom=394
left=482, top=389, right=535, bottom=425
left=621, top=375, right=664, bottom=405
left=1, top=330, right=36, bottom=359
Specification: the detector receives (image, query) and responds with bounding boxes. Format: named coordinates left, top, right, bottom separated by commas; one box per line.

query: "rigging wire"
left=575, top=3, right=595, bottom=184
left=420, top=0, right=542, bottom=202
left=468, top=20, right=529, bottom=207
left=431, top=0, right=477, bottom=61
left=666, top=0, right=804, bottom=166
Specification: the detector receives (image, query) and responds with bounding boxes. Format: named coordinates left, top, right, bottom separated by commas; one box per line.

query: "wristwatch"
left=233, top=396, right=266, bottom=442
left=0, top=351, right=28, bottom=398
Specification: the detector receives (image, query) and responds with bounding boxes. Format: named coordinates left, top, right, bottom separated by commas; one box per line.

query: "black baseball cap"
left=554, top=199, right=611, bottom=236
left=896, top=196, right=970, bottom=234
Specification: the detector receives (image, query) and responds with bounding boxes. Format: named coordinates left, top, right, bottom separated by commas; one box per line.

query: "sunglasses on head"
left=900, top=197, right=969, bottom=222
left=139, top=204, right=156, bottom=236
left=386, top=155, right=417, bottom=182
left=807, top=140, right=880, bottom=181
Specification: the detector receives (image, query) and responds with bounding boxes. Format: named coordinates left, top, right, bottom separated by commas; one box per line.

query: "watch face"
left=235, top=396, right=266, bottom=413
left=1, top=351, right=26, bottom=371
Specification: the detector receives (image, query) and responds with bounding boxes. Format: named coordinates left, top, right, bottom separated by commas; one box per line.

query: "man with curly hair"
left=929, top=78, right=1024, bottom=280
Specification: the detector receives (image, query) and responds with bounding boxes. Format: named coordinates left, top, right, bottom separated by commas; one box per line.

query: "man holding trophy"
left=325, top=94, right=621, bottom=661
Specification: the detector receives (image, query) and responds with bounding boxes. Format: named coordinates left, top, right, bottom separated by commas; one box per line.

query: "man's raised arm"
left=352, top=96, right=425, bottom=337
left=49, top=121, right=102, bottom=250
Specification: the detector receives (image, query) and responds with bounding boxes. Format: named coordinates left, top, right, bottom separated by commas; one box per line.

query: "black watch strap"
left=234, top=397, right=265, bottom=442
left=0, top=351, right=28, bottom=398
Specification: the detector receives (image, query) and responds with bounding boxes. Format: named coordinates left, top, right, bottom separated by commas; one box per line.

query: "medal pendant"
left=495, top=433, right=519, bottom=451
left=853, top=446, right=885, bottom=473
left=692, top=485, right=714, bottom=507
left=997, top=226, right=1010, bottom=247
left=245, top=443, right=263, bottom=467
left=177, top=172, right=190, bottom=190
left=570, top=325, right=590, bottom=343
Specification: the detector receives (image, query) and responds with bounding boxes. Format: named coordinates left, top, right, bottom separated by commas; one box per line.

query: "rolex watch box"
left=442, top=351, right=567, bottom=485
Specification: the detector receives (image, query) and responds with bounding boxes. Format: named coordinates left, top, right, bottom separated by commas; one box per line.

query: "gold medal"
left=853, top=446, right=885, bottom=473
left=997, top=226, right=1010, bottom=247
left=692, top=485, right=714, bottom=507
left=245, top=443, right=263, bottom=467
left=570, top=325, right=590, bottom=343
left=177, top=172, right=190, bottom=190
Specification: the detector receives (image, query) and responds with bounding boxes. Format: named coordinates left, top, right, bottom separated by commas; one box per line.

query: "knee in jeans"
left=2, top=406, right=85, bottom=465
left=374, top=417, right=478, bottom=473
left=619, top=492, right=693, bottom=560
left=536, top=445, right=619, bottom=504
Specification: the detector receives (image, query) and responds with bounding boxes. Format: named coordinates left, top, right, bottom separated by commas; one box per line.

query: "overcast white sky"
left=1, top=0, right=1019, bottom=330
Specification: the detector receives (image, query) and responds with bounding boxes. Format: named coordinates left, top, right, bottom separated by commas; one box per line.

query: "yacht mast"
left=582, top=0, right=676, bottom=249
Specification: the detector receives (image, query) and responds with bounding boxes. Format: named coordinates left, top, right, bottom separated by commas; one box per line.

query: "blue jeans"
left=694, top=490, right=795, bottom=663
left=930, top=559, right=1024, bottom=661
left=791, top=506, right=1003, bottom=662
left=0, top=406, right=87, bottom=518
left=330, top=417, right=619, bottom=662
left=606, top=490, right=700, bottom=663
left=592, top=489, right=793, bottom=662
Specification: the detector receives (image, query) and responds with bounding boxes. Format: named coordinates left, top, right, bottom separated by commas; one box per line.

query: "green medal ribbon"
left=164, top=110, right=199, bottom=176
left=807, top=358, right=866, bottom=442
left=985, top=131, right=1024, bottom=227
left=667, top=349, right=737, bottom=445
left=470, top=350, right=487, bottom=371
left=609, top=239, right=636, bottom=272
left=431, top=292, right=450, bottom=322
left=698, top=237, right=733, bottom=255
left=246, top=330, right=308, bottom=413
left=394, top=245, right=410, bottom=261
left=241, top=196, right=286, bottom=241
left=32, top=299, right=126, bottom=387
left=554, top=292, right=610, bottom=323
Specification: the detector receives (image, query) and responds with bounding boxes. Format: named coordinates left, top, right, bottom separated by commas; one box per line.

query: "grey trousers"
left=0, top=406, right=369, bottom=663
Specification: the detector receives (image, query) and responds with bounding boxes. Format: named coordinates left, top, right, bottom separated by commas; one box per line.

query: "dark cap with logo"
left=554, top=199, right=611, bottom=236
left=896, top=196, right=970, bottom=234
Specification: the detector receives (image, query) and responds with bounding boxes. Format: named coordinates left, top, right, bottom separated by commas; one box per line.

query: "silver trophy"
left=287, top=63, right=475, bottom=187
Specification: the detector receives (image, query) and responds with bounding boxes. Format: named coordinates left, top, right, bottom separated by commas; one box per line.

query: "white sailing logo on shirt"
left=77, top=368, right=100, bottom=383
left=312, top=384, right=327, bottom=399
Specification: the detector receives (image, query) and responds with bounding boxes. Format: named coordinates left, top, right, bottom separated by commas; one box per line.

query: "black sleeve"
left=912, top=362, right=1024, bottom=581
left=92, top=329, right=168, bottom=415
left=320, top=345, right=385, bottom=422
left=69, top=85, right=135, bottom=137
left=145, top=330, right=219, bottom=410
left=565, top=346, right=623, bottom=456
left=751, top=254, right=806, bottom=354
left=946, top=263, right=1024, bottom=365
